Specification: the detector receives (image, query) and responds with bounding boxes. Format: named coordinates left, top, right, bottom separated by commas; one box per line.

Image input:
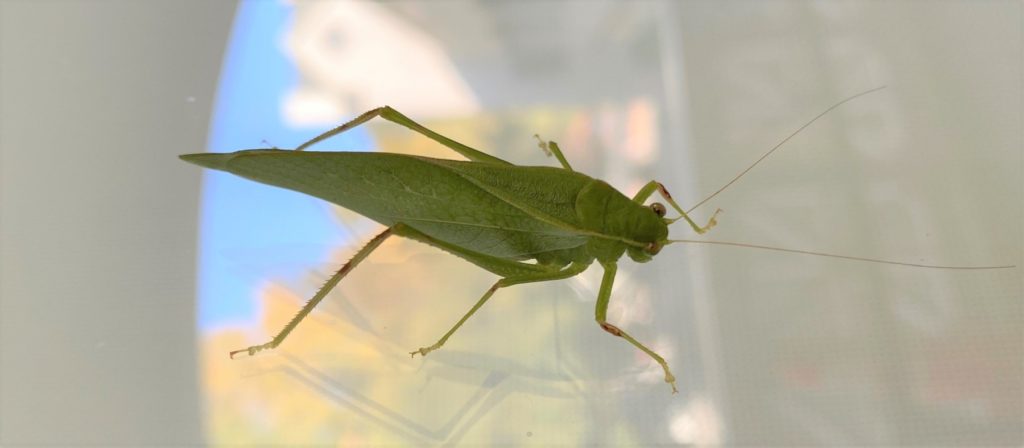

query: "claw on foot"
left=533, top=134, right=553, bottom=157
left=696, top=208, right=723, bottom=234
left=228, top=342, right=274, bottom=359
left=229, top=348, right=253, bottom=359
left=409, top=345, right=437, bottom=358
left=666, top=372, right=679, bottom=394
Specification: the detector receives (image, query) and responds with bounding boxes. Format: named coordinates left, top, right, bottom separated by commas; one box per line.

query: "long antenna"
left=668, top=239, right=1015, bottom=270
left=687, top=86, right=887, bottom=213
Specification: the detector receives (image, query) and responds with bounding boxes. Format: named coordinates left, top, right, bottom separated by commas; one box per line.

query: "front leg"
left=594, top=261, right=678, bottom=393
left=632, top=180, right=721, bottom=235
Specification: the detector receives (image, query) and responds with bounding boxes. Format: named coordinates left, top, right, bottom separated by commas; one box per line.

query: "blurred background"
left=1, top=0, right=1020, bottom=446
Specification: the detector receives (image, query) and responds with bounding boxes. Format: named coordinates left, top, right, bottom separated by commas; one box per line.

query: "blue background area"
left=199, top=1, right=372, bottom=329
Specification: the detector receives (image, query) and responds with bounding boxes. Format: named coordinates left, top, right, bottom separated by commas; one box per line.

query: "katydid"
left=181, top=89, right=1012, bottom=393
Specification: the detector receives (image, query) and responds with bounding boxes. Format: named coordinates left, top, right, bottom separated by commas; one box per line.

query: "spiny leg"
left=595, top=261, right=678, bottom=393
left=533, top=134, right=574, bottom=171
left=294, top=108, right=383, bottom=151
left=410, top=261, right=591, bottom=357
left=229, top=226, right=395, bottom=358
left=294, top=106, right=509, bottom=165
left=632, top=180, right=721, bottom=235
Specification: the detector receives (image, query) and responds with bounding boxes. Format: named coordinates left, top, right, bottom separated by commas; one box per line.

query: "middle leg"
left=410, top=261, right=591, bottom=357
left=533, top=134, right=574, bottom=171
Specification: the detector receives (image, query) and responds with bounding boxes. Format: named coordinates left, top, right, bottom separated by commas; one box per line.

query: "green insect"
left=181, top=88, right=1010, bottom=393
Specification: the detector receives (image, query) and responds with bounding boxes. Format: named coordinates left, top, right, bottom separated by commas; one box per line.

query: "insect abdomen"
left=193, top=150, right=589, bottom=259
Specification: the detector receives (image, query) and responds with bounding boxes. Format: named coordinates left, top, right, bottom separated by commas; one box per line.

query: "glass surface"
left=193, top=2, right=1021, bottom=445
left=1, top=1, right=1019, bottom=446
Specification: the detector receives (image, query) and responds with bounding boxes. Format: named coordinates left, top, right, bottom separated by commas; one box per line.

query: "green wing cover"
left=181, top=150, right=594, bottom=259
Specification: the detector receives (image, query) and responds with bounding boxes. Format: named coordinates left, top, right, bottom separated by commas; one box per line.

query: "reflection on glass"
left=195, top=1, right=1020, bottom=446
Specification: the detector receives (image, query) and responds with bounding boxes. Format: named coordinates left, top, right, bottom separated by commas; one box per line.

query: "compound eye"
left=645, top=241, right=663, bottom=255
left=650, top=202, right=667, bottom=217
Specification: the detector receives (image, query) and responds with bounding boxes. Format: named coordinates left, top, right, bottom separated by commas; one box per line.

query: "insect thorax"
left=576, top=180, right=668, bottom=263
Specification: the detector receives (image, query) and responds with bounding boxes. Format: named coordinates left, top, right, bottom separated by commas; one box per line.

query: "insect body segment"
left=182, top=105, right=696, bottom=393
